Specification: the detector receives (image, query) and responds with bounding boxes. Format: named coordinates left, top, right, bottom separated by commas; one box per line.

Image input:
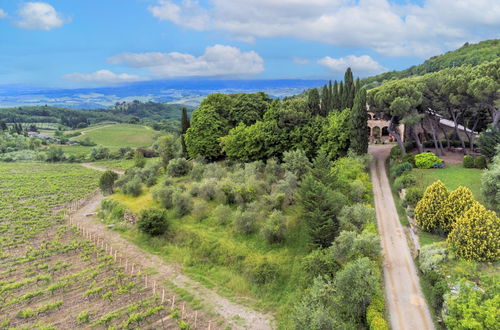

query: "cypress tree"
left=339, top=81, right=345, bottom=109
left=349, top=88, right=369, bottom=155
left=332, top=80, right=340, bottom=110
left=320, top=84, right=330, bottom=116
left=327, top=80, right=333, bottom=113
left=344, top=68, right=355, bottom=109
left=181, top=107, right=190, bottom=157
left=307, top=88, right=321, bottom=115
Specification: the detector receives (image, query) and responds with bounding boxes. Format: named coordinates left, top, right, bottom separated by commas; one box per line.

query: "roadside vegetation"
left=387, top=142, right=499, bottom=329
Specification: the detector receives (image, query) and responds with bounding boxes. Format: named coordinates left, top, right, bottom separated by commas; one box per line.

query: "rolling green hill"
left=72, top=124, right=159, bottom=148
left=362, top=39, right=499, bottom=88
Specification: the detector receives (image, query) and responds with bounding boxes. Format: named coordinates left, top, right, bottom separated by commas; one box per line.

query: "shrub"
left=246, top=257, right=279, bottom=285
left=348, top=180, right=366, bottom=203
left=138, top=208, right=169, bottom=236
left=415, top=152, right=442, bottom=169
left=234, top=208, right=257, bottom=235
left=366, top=296, right=388, bottom=330
left=89, top=145, right=110, bottom=161
left=190, top=162, right=205, bottom=181
left=389, top=162, right=412, bottom=179
left=415, top=180, right=448, bottom=233
left=402, top=154, right=416, bottom=167
left=303, top=248, right=339, bottom=279
left=167, top=158, right=192, bottom=177
left=418, top=243, right=447, bottom=274
left=442, top=186, right=475, bottom=233
left=152, top=186, right=177, bottom=209
left=292, top=277, right=338, bottom=330
left=99, top=199, right=125, bottom=223
left=192, top=200, right=210, bottom=222
left=122, top=177, right=143, bottom=197
left=403, top=187, right=424, bottom=208
left=283, top=149, right=311, bottom=179
left=389, top=145, right=402, bottom=159
left=262, top=210, right=287, bottom=244
left=473, top=155, right=487, bottom=169
left=99, top=170, right=119, bottom=195
left=330, top=230, right=381, bottom=265
left=76, top=311, right=90, bottom=324
left=198, top=179, right=219, bottom=201
left=211, top=204, right=233, bottom=225
left=173, top=192, right=193, bottom=217
left=394, top=173, right=416, bottom=191
left=338, top=204, right=375, bottom=233
left=463, top=155, right=475, bottom=168
left=444, top=281, right=498, bottom=330
left=133, top=150, right=146, bottom=168
left=447, top=202, right=500, bottom=261
left=481, top=154, right=500, bottom=211
left=333, top=257, right=379, bottom=323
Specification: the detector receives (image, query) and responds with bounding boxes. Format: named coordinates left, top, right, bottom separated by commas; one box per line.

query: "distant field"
left=73, top=124, right=159, bottom=148
left=413, top=164, right=485, bottom=203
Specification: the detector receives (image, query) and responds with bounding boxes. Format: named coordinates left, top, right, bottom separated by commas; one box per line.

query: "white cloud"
left=63, top=70, right=148, bottom=85
left=292, top=57, right=309, bottom=65
left=16, top=2, right=66, bottom=30
left=149, top=0, right=500, bottom=57
left=149, top=0, right=209, bottom=30
left=108, top=45, right=264, bottom=78
left=0, top=9, right=8, bottom=19
left=318, top=55, right=387, bottom=76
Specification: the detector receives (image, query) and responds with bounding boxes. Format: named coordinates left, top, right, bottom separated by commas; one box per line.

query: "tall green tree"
left=344, top=68, right=355, bottom=109
left=307, top=88, right=321, bottom=115
left=338, top=81, right=345, bottom=109
left=299, top=175, right=347, bottom=247
left=321, top=84, right=330, bottom=116
left=158, top=134, right=176, bottom=167
left=180, top=107, right=190, bottom=157
left=332, top=80, right=340, bottom=110
left=349, top=88, right=369, bottom=155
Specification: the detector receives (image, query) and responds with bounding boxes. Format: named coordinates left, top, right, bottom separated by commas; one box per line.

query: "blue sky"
left=0, top=0, right=498, bottom=88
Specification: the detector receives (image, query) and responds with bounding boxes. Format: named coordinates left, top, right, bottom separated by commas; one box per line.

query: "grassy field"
left=0, top=163, right=179, bottom=328
left=413, top=164, right=485, bottom=203
left=72, top=124, right=159, bottom=148
left=91, top=158, right=159, bottom=171
left=59, top=145, right=95, bottom=157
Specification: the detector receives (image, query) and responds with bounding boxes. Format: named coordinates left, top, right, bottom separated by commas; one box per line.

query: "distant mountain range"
left=0, top=79, right=325, bottom=109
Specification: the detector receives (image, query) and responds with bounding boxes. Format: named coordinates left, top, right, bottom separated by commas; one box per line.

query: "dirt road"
left=76, top=164, right=274, bottom=329
left=369, top=145, right=434, bottom=330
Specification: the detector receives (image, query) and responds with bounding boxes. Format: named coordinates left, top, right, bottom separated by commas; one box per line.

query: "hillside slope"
left=362, top=39, right=499, bottom=88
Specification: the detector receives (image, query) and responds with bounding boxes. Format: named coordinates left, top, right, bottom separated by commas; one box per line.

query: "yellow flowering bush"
left=442, top=186, right=475, bottom=233
left=415, top=180, right=449, bottom=232
left=448, top=202, right=500, bottom=261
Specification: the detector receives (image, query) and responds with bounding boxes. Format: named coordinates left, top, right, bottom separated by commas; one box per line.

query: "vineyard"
left=0, top=163, right=203, bottom=329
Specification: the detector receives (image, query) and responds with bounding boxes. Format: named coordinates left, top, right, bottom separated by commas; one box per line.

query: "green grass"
left=91, top=158, right=160, bottom=171
left=105, top=176, right=311, bottom=329
left=413, top=164, right=485, bottom=203
left=58, top=145, right=95, bottom=157
left=72, top=124, right=159, bottom=148
left=419, top=231, right=445, bottom=246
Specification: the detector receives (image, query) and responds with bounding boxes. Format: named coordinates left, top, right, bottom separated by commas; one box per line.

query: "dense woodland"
left=362, top=39, right=499, bottom=88
left=0, top=102, right=191, bottom=131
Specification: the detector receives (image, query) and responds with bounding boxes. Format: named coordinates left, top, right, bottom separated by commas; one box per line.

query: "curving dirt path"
left=76, top=164, right=274, bottom=330
left=369, top=145, right=434, bottom=330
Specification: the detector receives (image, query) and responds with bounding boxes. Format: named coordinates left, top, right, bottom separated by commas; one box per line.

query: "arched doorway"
left=382, top=126, right=390, bottom=137
left=373, top=126, right=381, bottom=140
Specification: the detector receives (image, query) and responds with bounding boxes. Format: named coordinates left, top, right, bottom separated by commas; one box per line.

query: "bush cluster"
left=463, top=155, right=487, bottom=169
left=415, top=152, right=443, bottom=169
